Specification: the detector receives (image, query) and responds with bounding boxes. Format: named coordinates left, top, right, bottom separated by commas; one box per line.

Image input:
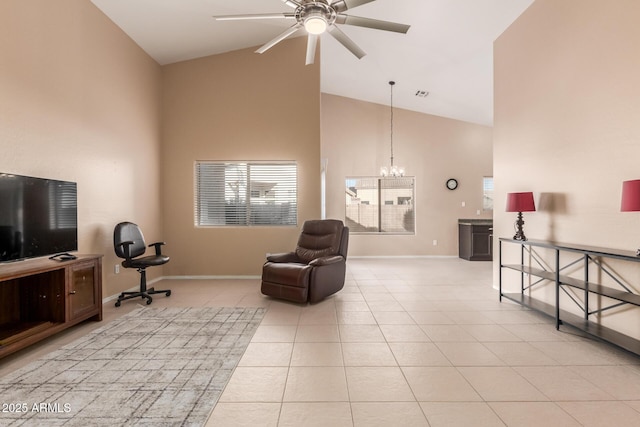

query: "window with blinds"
left=483, top=176, right=494, bottom=210
left=345, top=176, right=415, bottom=234
left=195, top=161, right=297, bottom=226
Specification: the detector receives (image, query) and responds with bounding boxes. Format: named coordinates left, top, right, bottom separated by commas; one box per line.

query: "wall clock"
left=446, top=178, right=458, bottom=190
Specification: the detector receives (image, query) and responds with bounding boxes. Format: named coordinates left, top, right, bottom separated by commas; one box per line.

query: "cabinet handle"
left=69, top=290, right=77, bottom=295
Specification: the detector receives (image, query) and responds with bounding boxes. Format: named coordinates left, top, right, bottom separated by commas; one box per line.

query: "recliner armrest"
left=266, top=252, right=299, bottom=263
left=309, top=255, right=344, bottom=267
left=148, top=242, right=166, bottom=255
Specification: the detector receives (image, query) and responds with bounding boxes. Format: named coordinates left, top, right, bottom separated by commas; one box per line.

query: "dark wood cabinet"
left=458, top=220, right=493, bottom=261
left=0, top=255, right=102, bottom=359
left=68, top=260, right=102, bottom=322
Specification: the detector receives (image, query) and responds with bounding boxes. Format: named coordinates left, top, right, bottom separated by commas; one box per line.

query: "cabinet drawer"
left=68, top=261, right=100, bottom=321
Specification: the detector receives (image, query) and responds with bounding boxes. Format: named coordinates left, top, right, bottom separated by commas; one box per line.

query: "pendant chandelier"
left=380, top=81, right=404, bottom=177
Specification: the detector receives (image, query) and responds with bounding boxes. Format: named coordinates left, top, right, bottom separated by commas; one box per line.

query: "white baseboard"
left=162, top=275, right=261, bottom=280
left=349, top=255, right=458, bottom=259
left=103, top=275, right=260, bottom=304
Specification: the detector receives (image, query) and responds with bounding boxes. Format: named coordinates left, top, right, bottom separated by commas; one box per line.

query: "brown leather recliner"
left=261, top=219, right=349, bottom=303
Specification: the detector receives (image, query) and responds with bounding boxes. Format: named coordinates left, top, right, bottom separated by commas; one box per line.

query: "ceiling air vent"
left=415, top=90, right=429, bottom=98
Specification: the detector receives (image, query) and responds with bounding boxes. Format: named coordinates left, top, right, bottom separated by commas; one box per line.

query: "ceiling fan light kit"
left=213, top=0, right=410, bottom=65
left=304, top=15, right=328, bottom=34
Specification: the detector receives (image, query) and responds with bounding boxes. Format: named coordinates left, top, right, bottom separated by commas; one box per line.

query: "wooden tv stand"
left=0, top=255, right=102, bottom=359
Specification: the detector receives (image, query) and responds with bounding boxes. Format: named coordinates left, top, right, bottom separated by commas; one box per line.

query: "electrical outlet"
left=114, top=264, right=120, bottom=274
left=476, top=209, right=481, bottom=215
left=433, top=239, right=438, bottom=246
left=461, top=201, right=466, bottom=207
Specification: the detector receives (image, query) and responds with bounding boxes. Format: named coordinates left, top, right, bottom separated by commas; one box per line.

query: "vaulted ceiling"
left=91, top=0, right=533, bottom=126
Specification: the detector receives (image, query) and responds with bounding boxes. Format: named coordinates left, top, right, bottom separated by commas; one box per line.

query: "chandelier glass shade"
left=380, top=81, right=404, bottom=177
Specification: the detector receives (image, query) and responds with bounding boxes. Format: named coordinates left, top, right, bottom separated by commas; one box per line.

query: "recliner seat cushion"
left=262, top=262, right=312, bottom=288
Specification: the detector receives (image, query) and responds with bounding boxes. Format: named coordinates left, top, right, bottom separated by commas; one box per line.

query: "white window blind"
left=195, top=161, right=297, bottom=226
left=345, top=176, right=415, bottom=234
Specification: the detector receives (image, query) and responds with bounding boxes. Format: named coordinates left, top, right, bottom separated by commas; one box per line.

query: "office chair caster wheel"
left=146, top=297, right=152, bottom=305
left=115, top=300, right=121, bottom=307
left=166, top=290, right=171, bottom=297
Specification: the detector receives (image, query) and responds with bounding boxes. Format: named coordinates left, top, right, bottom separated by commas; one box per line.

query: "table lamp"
left=621, top=179, right=640, bottom=256
left=506, top=192, right=536, bottom=241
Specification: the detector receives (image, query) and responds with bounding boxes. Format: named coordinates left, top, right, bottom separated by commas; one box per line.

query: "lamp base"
left=513, top=212, right=527, bottom=241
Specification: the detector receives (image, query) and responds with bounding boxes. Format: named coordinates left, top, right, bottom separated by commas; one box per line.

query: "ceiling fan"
left=213, top=0, right=410, bottom=65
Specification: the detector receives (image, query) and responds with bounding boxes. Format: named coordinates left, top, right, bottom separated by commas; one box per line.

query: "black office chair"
left=113, top=222, right=171, bottom=307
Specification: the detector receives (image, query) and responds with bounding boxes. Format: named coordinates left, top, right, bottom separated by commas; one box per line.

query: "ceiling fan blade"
left=281, top=0, right=302, bottom=7
left=213, top=13, right=295, bottom=21
left=335, top=14, right=410, bottom=34
left=255, top=23, right=303, bottom=54
left=328, top=25, right=366, bottom=59
left=306, top=34, right=319, bottom=65
left=332, top=0, right=377, bottom=13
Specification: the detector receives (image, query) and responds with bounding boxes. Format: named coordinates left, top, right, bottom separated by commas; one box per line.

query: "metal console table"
left=499, top=238, right=640, bottom=355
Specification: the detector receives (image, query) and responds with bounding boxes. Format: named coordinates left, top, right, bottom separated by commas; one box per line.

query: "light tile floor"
left=2, top=257, right=640, bottom=426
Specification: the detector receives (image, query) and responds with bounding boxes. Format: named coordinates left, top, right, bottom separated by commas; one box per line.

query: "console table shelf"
left=499, top=238, right=640, bottom=355
left=0, top=255, right=103, bottom=359
left=502, top=264, right=555, bottom=282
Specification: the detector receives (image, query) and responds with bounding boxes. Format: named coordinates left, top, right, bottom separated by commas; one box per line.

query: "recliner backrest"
left=114, top=222, right=147, bottom=259
left=295, top=219, right=345, bottom=264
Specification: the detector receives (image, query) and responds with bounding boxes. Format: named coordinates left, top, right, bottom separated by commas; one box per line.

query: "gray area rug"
left=0, top=306, right=266, bottom=426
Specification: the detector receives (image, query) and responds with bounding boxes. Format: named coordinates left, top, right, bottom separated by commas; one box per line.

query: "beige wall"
left=161, top=37, right=321, bottom=276
left=322, top=94, right=493, bottom=256
left=494, top=0, right=640, bottom=336
left=0, top=0, right=163, bottom=298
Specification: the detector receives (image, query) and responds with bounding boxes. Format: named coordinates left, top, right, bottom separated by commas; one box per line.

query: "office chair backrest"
left=114, top=222, right=147, bottom=259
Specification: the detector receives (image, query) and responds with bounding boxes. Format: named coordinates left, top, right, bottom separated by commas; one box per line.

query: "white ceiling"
left=90, top=0, right=533, bottom=126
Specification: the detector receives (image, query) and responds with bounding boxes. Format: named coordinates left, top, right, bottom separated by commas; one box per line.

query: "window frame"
left=194, top=160, right=298, bottom=227
left=345, top=176, right=416, bottom=235
left=483, top=176, right=494, bottom=211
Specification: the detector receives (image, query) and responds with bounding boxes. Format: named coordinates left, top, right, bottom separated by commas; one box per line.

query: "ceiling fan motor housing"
left=296, top=1, right=337, bottom=33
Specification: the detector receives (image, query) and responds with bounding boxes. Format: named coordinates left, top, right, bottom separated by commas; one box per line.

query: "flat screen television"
left=0, top=173, right=78, bottom=262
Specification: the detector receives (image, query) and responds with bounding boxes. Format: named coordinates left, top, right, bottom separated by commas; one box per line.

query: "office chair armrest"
left=309, top=255, right=344, bottom=267
left=117, top=241, right=135, bottom=260
left=148, top=242, right=166, bottom=255
left=266, top=252, right=299, bottom=263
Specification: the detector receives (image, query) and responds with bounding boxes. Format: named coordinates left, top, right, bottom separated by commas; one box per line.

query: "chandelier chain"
left=380, top=80, right=403, bottom=177
left=390, top=80, right=394, bottom=168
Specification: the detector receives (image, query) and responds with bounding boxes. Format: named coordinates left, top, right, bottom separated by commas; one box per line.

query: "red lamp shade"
left=621, top=179, right=640, bottom=212
left=506, top=192, right=536, bottom=212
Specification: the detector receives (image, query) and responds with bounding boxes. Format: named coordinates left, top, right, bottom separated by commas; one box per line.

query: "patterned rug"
left=0, top=306, right=266, bottom=426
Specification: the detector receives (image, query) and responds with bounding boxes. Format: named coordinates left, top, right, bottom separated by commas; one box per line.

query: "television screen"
left=0, top=173, right=78, bottom=262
